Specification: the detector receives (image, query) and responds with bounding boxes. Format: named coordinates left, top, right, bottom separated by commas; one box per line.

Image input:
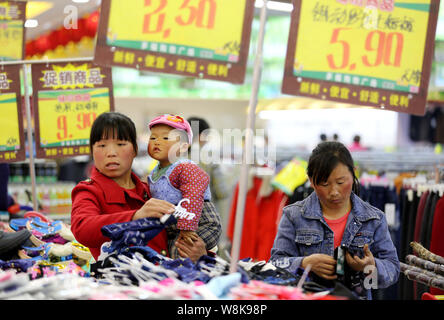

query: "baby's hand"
left=178, top=230, right=199, bottom=246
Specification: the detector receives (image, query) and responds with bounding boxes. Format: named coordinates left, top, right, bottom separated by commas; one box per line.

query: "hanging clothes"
left=429, top=195, right=444, bottom=295
left=227, top=171, right=287, bottom=262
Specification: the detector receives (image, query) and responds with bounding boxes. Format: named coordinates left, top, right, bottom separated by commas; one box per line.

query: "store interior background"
left=13, top=0, right=444, bottom=251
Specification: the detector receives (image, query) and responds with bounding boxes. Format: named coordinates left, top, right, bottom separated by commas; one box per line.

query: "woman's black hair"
left=89, top=112, right=138, bottom=154
left=307, top=141, right=360, bottom=195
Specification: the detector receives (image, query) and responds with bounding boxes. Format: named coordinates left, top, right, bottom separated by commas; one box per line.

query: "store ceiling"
left=21, top=0, right=294, bottom=40
left=19, top=0, right=100, bottom=40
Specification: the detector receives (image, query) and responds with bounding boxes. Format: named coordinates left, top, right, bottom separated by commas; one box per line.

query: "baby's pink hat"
left=148, top=114, right=193, bottom=144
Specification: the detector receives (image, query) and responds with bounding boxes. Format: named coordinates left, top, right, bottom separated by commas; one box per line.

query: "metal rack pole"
left=229, top=1, right=268, bottom=273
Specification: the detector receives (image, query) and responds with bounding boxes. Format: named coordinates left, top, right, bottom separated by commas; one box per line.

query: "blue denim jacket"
left=269, top=192, right=400, bottom=298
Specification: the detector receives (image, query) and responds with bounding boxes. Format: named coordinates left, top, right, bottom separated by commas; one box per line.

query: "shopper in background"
left=319, top=133, right=327, bottom=143
left=333, top=133, right=339, bottom=142
left=269, top=141, right=399, bottom=299
left=0, top=163, right=23, bottom=218
left=187, top=117, right=230, bottom=211
left=70, top=112, right=208, bottom=262
left=348, top=135, right=367, bottom=152
left=0, top=163, right=9, bottom=212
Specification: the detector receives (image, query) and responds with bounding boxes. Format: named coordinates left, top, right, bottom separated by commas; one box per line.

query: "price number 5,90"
left=327, top=27, right=403, bottom=72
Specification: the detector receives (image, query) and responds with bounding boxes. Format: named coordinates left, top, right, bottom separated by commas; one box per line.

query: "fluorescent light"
left=255, top=0, right=293, bottom=13
left=24, top=19, right=39, bottom=28
left=72, top=0, right=90, bottom=3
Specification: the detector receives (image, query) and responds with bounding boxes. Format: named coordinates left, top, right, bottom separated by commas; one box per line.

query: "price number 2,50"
left=143, top=0, right=217, bottom=38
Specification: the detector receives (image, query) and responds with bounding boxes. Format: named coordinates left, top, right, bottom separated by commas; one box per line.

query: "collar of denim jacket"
left=349, top=193, right=381, bottom=222
left=301, top=192, right=380, bottom=222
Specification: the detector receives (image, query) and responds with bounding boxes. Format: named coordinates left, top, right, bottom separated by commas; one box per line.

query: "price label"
left=0, top=1, right=26, bottom=61
left=0, top=93, right=20, bottom=151
left=32, top=62, right=115, bottom=159
left=37, top=88, right=110, bottom=148
left=95, top=0, right=254, bottom=83
left=294, top=0, right=430, bottom=93
left=107, top=0, right=243, bottom=62
left=0, top=64, right=25, bottom=163
left=282, top=0, right=439, bottom=115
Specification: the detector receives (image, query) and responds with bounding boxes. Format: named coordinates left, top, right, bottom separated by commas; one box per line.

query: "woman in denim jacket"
left=270, top=142, right=399, bottom=299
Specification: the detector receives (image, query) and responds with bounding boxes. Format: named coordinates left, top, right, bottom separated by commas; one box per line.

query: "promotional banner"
left=31, top=62, right=114, bottom=159
left=0, top=0, right=26, bottom=61
left=94, top=0, right=254, bottom=84
left=0, top=65, right=25, bottom=162
left=282, top=0, right=439, bottom=115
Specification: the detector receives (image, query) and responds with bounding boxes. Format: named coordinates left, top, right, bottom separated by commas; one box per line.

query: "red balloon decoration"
left=55, top=28, right=71, bottom=47
left=25, top=10, right=100, bottom=57
left=34, top=34, right=51, bottom=53
left=85, top=11, right=99, bottom=38
left=25, top=41, right=36, bottom=57
left=70, top=17, right=86, bottom=42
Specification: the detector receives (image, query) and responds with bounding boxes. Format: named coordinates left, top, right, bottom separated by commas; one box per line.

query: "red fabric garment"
left=71, top=166, right=168, bottom=260
left=254, top=190, right=287, bottom=261
left=228, top=177, right=287, bottom=261
left=430, top=195, right=444, bottom=295
left=414, top=191, right=429, bottom=242
left=227, top=177, right=261, bottom=260
left=168, top=162, right=210, bottom=231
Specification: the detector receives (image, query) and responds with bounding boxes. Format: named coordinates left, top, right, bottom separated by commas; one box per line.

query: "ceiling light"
left=255, top=0, right=293, bottom=13
left=72, top=0, right=90, bottom=3
left=24, top=19, right=39, bottom=28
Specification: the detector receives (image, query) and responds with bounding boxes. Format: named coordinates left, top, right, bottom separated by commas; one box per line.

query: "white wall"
left=114, top=97, right=401, bottom=153
left=260, top=107, right=399, bottom=151
left=114, top=97, right=252, bottom=135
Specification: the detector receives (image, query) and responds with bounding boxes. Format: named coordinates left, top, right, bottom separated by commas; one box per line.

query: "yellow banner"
left=38, top=88, right=111, bottom=147
left=107, top=0, right=246, bottom=62
left=0, top=20, right=23, bottom=60
left=0, top=93, right=20, bottom=151
left=294, top=0, right=431, bottom=93
left=39, top=63, right=106, bottom=90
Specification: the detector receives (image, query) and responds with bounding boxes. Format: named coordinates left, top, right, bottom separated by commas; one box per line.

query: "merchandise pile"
left=0, top=212, right=350, bottom=300
left=400, top=242, right=444, bottom=290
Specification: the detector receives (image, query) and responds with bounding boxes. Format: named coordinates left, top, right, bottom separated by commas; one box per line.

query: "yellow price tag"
left=294, top=0, right=431, bottom=93
left=0, top=20, right=23, bottom=60
left=0, top=93, right=20, bottom=151
left=37, top=88, right=111, bottom=147
left=107, top=0, right=246, bottom=62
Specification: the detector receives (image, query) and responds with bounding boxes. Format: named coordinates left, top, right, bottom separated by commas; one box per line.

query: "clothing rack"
left=276, top=149, right=444, bottom=173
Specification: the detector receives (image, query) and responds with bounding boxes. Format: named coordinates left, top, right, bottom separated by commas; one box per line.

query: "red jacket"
left=71, top=166, right=169, bottom=261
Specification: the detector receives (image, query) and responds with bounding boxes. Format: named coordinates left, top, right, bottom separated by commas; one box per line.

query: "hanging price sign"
left=0, top=1, right=26, bottom=61
left=0, top=65, right=25, bottom=162
left=31, top=62, right=115, bottom=159
left=94, top=0, right=254, bottom=84
left=282, top=0, right=439, bottom=115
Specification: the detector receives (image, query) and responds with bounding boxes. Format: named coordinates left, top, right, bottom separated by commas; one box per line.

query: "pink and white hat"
left=148, top=114, right=193, bottom=144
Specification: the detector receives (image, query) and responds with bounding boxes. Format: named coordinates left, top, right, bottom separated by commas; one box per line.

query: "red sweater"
left=71, top=167, right=168, bottom=261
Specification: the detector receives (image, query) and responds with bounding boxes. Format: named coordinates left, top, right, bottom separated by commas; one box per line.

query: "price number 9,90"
left=56, top=112, right=97, bottom=141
